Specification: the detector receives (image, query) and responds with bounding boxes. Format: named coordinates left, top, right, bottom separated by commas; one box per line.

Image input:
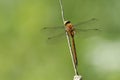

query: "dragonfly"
left=42, top=18, right=101, bottom=75
left=42, top=0, right=101, bottom=78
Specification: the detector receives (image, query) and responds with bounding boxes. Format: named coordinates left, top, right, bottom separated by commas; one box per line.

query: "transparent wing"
left=75, top=28, right=100, bottom=31
left=74, top=18, right=102, bottom=34
left=41, top=25, right=65, bottom=39
left=46, top=32, right=66, bottom=44
left=74, top=18, right=98, bottom=27
left=42, top=26, right=64, bottom=30
left=47, top=32, right=65, bottom=40
left=41, top=25, right=66, bottom=44
left=75, top=28, right=102, bottom=39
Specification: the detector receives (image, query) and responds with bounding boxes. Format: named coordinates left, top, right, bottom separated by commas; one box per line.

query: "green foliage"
left=0, top=0, right=120, bottom=80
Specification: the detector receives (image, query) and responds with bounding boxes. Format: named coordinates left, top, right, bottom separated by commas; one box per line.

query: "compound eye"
left=64, top=20, right=71, bottom=25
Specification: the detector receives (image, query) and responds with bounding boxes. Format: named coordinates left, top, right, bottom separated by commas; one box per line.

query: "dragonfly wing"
left=45, top=32, right=66, bottom=44
left=76, top=28, right=101, bottom=31
left=74, top=18, right=98, bottom=27
left=47, top=32, right=65, bottom=40
left=75, top=28, right=102, bottom=39
left=41, top=25, right=65, bottom=38
left=74, top=18, right=101, bottom=31
left=42, top=26, right=64, bottom=30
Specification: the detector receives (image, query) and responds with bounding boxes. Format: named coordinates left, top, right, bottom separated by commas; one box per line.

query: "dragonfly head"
left=64, top=20, right=71, bottom=26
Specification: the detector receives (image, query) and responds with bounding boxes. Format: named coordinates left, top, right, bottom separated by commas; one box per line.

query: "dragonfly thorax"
left=64, top=20, right=75, bottom=37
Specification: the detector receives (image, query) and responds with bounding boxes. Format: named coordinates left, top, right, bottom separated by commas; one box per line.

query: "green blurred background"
left=0, top=0, right=120, bottom=80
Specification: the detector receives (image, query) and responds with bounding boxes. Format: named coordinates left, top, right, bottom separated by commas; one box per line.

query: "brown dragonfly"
left=42, top=18, right=101, bottom=75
